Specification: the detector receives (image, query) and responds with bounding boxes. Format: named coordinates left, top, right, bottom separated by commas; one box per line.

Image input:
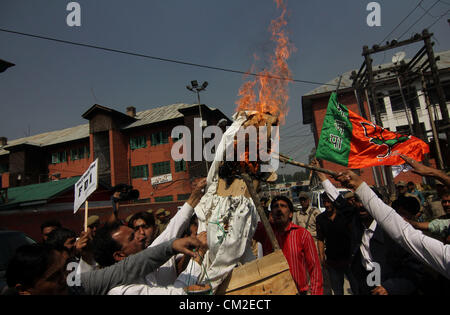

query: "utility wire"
left=0, top=28, right=337, bottom=87
left=425, top=7, right=450, bottom=29
left=398, top=0, right=441, bottom=40
left=379, top=0, right=424, bottom=45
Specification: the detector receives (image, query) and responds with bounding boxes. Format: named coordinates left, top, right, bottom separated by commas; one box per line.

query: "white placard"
left=151, top=173, right=172, bottom=186
left=74, top=159, right=98, bottom=213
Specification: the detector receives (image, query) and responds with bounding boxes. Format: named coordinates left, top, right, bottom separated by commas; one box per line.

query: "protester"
left=292, top=192, right=321, bottom=242
left=408, top=191, right=450, bottom=241
left=395, top=181, right=408, bottom=200
left=40, top=220, right=62, bottom=242
left=155, top=208, right=171, bottom=234
left=128, top=211, right=158, bottom=248
left=254, top=195, right=323, bottom=295
left=5, top=243, right=69, bottom=295
left=315, top=190, right=352, bottom=295
left=335, top=167, right=450, bottom=280
left=44, top=227, right=77, bottom=258
left=90, top=178, right=208, bottom=294
left=86, top=215, right=100, bottom=237
left=5, top=236, right=205, bottom=295
left=315, top=163, right=425, bottom=295
left=407, top=181, right=425, bottom=206
left=408, top=218, right=450, bottom=241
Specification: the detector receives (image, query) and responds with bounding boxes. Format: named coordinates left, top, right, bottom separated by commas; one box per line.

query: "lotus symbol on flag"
left=360, top=122, right=410, bottom=159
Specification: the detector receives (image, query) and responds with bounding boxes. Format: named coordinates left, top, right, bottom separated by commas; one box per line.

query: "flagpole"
left=276, top=153, right=338, bottom=177
left=84, top=200, right=88, bottom=232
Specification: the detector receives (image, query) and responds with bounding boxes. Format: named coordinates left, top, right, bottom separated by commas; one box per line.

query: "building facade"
left=302, top=50, right=450, bottom=187
left=0, top=103, right=230, bottom=203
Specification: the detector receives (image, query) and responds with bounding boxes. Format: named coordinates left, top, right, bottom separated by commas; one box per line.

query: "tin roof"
left=0, top=176, right=80, bottom=210
left=123, top=103, right=215, bottom=129
left=0, top=124, right=89, bottom=156
left=1, top=103, right=225, bottom=156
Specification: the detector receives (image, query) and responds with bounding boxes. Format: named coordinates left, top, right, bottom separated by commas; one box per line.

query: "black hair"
left=270, top=195, right=294, bottom=212
left=5, top=243, right=55, bottom=289
left=44, top=228, right=76, bottom=252
left=392, top=195, right=421, bottom=215
left=92, top=221, right=123, bottom=267
left=407, top=181, right=415, bottom=186
left=320, top=192, right=332, bottom=203
left=40, top=220, right=62, bottom=233
left=128, top=212, right=155, bottom=229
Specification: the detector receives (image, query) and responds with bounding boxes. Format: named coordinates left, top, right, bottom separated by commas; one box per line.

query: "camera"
left=111, top=184, right=140, bottom=202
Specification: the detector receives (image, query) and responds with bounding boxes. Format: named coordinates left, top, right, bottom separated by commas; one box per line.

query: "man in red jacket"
left=254, top=195, right=323, bottom=295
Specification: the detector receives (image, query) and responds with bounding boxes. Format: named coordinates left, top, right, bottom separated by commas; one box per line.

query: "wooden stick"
left=84, top=200, right=88, bottom=232
left=276, top=153, right=338, bottom=177
left=241, top=174, right=280, bottom=251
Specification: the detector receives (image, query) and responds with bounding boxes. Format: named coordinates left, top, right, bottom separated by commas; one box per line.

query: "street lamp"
left=186, top=80, right=210, bottom=174
left=186, top=80, right=208, bottom=105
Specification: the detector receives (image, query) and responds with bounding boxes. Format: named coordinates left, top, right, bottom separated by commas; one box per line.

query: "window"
left=177, top=194, right=190, bottom=201
left=131, top=165, right=149, bottom=179
left=155, top=195, right=174, bottom=202
left=151, top=131, right=169, bottom=146
left=51, top=151, right=67, bottom=164
left=174, top=160, right=187, bottom=172
left=369, top=92, right=387, bottom=115
left=130, top=135, right=147, bottom=150
left=389, top=87, right=419, bottom=112
left=71, top=146, right=89, bottom=161
left=152, top=161, right=171, bottom=176
left=427, top=80, right=450, bottom=104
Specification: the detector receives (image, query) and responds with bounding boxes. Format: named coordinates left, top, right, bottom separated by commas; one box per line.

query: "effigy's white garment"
left=194, top=112, right=260, bottom=293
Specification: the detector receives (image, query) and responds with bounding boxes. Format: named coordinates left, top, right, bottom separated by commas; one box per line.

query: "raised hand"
left=187, top=178, right=207, bottom=208
left=400, top=154, right=450, bottom=188
left=335, top=170, right=364, bottom=190
left=172, top=236, right=208, bottom=259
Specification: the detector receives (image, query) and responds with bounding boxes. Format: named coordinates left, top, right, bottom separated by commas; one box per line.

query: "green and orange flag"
left=316, top=92, right=429, bottom=168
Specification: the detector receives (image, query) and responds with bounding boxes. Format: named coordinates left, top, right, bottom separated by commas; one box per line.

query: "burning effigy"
left=193, top=111, right=279, bottom=293
left=191, top=0, right=296, bottom=294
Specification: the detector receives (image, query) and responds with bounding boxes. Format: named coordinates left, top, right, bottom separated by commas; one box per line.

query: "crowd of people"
left=2, top=156, right=449, bottom=295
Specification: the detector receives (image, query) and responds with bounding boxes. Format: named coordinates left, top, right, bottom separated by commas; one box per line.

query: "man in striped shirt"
left=254, top=196, right=323, bottom=295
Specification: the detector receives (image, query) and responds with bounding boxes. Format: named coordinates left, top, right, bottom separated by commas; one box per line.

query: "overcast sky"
left=1, top=0, right=449, bottom=173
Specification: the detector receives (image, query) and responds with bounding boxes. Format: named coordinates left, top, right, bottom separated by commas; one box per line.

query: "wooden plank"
left=216, top=178, right=259, bottom=198
left=224, top=270, right=298, bottom=295
left=217, top=250, right=298, bottom=295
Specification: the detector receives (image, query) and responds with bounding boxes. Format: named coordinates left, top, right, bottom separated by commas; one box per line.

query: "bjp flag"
left=316, top=92, right=429, bottom=168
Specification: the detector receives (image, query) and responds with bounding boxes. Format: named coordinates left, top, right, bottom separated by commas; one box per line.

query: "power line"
left=398, top=0, right=441, bottom=40
left=0, top=28, right=338, bottom=87
left=425, top=7, right=450, bottom=29
left=379, top=0, right=424, bottom=45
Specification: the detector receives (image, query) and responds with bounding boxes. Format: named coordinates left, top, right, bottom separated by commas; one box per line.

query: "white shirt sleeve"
left=356, top=182, right=450, bottom=279
left=150, top=202, right=194, bottom=248
left=322, top=179, right=340, bottom=201
left=107, top=259, right=203, bottom=295
left=75, top=257, right=97, bottom=277
left=108, top=284, right=186, bottom=295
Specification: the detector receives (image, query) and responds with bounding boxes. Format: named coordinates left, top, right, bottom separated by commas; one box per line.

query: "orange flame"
left=235, top=0, right=295, bottom=124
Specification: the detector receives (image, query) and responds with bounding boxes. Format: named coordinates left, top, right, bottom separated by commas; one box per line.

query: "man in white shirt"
left=312, top=159, right=425, bottom=295
left=335, top=166, right=450, bottom=280
left=106, top=178, right=208, bottom=294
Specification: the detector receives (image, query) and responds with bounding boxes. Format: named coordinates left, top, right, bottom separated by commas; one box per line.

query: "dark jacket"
left=333, top=195, right=424, bottom=295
